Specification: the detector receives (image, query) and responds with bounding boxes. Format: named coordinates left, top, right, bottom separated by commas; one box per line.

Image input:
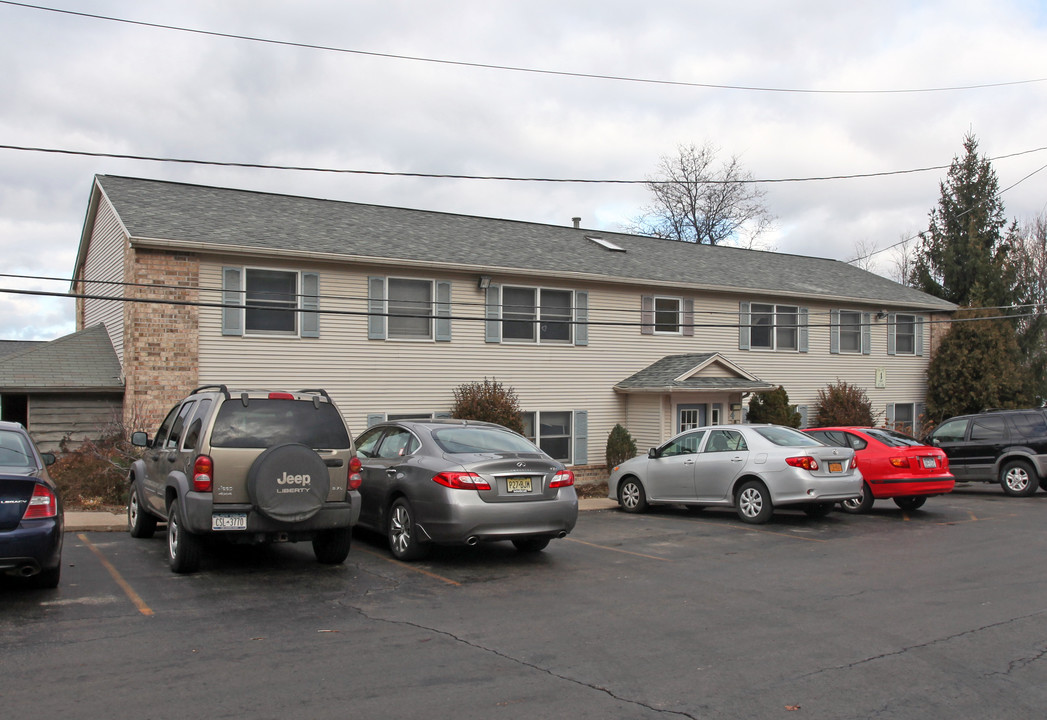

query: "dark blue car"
left=0, top=421, right=63, bottom=588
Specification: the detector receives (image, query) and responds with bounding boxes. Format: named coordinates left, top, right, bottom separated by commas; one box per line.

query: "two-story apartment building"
left=72, top=175, right=955, bottom=477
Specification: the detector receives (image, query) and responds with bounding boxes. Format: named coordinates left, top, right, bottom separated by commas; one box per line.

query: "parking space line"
left=712, top=522, right=828, bottom=542
left=566, top=538, right=673, bottom=560
left=78, top=534, right=154, bottom=616
left=355, top=546, right=461, bottom=586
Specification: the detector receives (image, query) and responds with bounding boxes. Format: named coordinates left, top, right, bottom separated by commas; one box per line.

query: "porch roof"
left=614, top=353, right=777, bottom=394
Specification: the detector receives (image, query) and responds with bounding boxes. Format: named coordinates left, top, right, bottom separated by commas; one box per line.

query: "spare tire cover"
left=247, top=443, right=330, bottom=523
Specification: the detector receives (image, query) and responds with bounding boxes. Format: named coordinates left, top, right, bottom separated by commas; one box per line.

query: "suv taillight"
left=433, top=472, right=492, bottom=490
left=348, top=456, right=363, bottom=491
left=193, top=455, right=214, bottom=492
left=550, top=470, right=575, bottom=488
left=23, top=483, right=58, bottom=519
left=786, top=456, right=819, bottom=471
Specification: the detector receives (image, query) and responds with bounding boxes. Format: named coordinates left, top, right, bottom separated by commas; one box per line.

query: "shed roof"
left=0, top=324, right=123, bottom=393
left=87, top=175, right=955, bottom=312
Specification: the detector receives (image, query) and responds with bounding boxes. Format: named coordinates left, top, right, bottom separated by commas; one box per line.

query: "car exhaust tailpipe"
left=20, top=566, right=37, bottom=577
left=557, top=531, right=567, bottom=538
left=465, top=536, right=479, bottom=546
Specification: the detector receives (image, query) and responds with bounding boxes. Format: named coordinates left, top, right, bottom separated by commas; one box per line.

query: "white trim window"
left=830, top=310, right=871, bottom=355
left=502, top=286, right=573, bottom=343
left=895, top=314, right=917, bottom=354
left=387, top=278, right=433, bottom=340
left=654, top=297, right=682, bottom=334
left=887, top=402, right=916, bottom=434
left=522, top=411, right=572, bottom=462
left=750, top=303, right=800, bottom=351
left=222, top=266, right=320, bottom=338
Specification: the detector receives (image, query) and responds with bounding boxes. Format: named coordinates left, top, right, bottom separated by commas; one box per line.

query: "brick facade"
left=123, top=248, right=200, bottom=429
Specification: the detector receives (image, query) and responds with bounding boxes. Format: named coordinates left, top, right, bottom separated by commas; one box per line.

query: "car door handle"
left=684, top=460, right=695, bottom=465
left=730, top=457, right=744, bottom=462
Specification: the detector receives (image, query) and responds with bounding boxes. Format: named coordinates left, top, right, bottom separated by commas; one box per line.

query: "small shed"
left=0, top=323, right=124, bottom=452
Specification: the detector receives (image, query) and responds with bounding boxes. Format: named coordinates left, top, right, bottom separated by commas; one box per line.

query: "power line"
left=4, top=0, right=1045, bottom=96
left=3, top=143, right=1047, bottom=186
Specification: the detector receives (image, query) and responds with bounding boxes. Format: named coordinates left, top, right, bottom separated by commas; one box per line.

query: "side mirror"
left=41, top=452, right=56, bottom=466
left=130, top=431, right=150, bottom=448
left=648, top=447, right=660, bottom=459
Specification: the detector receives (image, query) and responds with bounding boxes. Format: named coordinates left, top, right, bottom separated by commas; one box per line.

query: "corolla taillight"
left=23, top=483, right=58, bottom=519
left=550, top=470, right=575, bottom=488
left=193, top=455, right=214, bottom=492
left=786, top=456, right=819, bottom=471
left=433, top=472, right=492, bottom=490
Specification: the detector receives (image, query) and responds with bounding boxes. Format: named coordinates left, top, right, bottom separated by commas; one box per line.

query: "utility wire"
left=3, top=1, right=1045, bottom=95
left=3, top=143, right=1047, bottom=186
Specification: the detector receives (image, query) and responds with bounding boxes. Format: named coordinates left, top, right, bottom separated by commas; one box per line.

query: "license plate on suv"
left=505, top=477, right=533, bottom=493
left=212, top=513, right=248, bottom=530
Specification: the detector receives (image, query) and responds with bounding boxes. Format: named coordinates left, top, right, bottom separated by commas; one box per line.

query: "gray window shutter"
left=368, top=276, right=386, bottom=340
left=885, top=403, right=895, bottom=427
left=682, top=298, right=694, bottom=337
left=365, top=413, right=385, bottom=428
left=861, top=312, right=872, bottom=355
left=798, top=307, right=809, bottom=353
left=797, top=405, right=809, bottom=429
left=485, top=285, right=501, bottom=343
left=301, top=272, right=320, bottom=338
left=829, top=309, right=840, bottom=354
left=887, top=313, right=897, bottom=355
left=222, top=267, right=243, bottom=336
left=574, top=291, right=589, bottom=346
left=738, top=301, right=750, bottom=350
left=572, top=410, right=588, bottom=465
left=435, top=281, right=452, bottom=342
left=641, top=295, right=654, bottom=335
left=916, top=316, right=925, bottom=356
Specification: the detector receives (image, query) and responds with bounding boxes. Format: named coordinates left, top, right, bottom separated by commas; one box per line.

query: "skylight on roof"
left=586, top=235, right=626, bottom=252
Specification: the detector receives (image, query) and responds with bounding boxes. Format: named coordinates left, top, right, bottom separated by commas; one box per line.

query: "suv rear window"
left=209, top=399, right=351, bottom=449
left=1009, top=412, right=1047, bottom=437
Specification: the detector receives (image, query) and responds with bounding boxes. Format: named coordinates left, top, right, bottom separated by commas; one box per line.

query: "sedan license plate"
left=505, top=476, right=533, bottom=494
left=212, top=513, right=247, bottom=531
left=828, top=461, right=843, bottom=473
left=922, top=456, right=937, bottom=469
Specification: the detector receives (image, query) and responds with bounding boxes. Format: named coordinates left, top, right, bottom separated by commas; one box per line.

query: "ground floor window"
left=521, top=411, right=572, bottom=462
left=891, top=403, right=916, bottom=434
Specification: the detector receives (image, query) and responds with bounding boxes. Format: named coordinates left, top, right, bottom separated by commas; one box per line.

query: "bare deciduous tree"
left=631, top=142, right=775, bottom=247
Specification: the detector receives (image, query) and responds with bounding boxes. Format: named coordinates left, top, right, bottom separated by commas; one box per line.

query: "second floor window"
left=654, top=297, right=681, bottom=334
left=387, top=278, right=433, bottom=340
left=751, top=303, right=799, bottom=351
left=503, top=287, right=572, bottom=343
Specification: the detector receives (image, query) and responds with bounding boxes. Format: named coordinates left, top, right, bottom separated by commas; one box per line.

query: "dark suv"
left=925, top=409, right=1047, bottom=496
left=128, top=386, right=361, bottom=573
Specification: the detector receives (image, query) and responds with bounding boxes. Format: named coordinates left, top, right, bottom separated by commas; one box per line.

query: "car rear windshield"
left=753, top=426, right=823, bottom=447
left=0, top=429, right=35, bottom=468
left=209, top=399, right=351, bottom=449
left=863, top=428, right=923, bottom=447
left=432, top=426, right=542, bottom=455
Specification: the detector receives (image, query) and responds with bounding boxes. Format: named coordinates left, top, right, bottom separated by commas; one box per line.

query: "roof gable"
left=616, top=353, right=776, bottom=393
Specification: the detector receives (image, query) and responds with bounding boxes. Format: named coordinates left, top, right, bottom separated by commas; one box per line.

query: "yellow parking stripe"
left=566, top=538, right=673, bottom=560
left=78, top=534, right=154, bottom=616
left=355, top=546, right=461, bottom=586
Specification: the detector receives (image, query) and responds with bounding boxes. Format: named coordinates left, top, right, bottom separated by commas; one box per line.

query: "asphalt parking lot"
left=3, top=485, right=1046, bottom=720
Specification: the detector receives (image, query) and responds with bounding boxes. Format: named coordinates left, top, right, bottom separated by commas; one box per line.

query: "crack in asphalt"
left=346, top=605, right=702, bottom=719
left=797, top=608, right=1047, bottom=680
left=986, top=644, right=1047, bottom=677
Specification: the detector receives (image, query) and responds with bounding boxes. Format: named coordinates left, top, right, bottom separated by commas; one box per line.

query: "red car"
left=804, top=426, right=954, bottom=512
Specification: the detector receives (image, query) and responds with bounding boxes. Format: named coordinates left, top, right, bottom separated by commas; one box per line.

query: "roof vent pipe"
left=572, top=217, right=581, bottom=229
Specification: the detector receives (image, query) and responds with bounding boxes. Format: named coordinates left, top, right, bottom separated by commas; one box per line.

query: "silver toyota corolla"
left=354, top=419, right=579, bottom=560
left=607, top=424, right=862, bottom=523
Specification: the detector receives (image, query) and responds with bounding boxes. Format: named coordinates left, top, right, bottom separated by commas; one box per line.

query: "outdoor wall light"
left=477, top=275, right=492, bottom=290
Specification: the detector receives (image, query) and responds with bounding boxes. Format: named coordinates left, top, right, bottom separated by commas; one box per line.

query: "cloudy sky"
left=1, top=0, right=1045, bottom=340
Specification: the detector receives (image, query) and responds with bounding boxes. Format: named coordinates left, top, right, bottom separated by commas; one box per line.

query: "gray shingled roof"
left=616, top=353, right=777, bottom=392
left=0, top=324, right=123, bottom=392
left=93, top=175, right=956, bottom=311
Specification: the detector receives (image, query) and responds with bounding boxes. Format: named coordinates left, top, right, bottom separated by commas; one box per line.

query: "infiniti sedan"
left=0, top=421, right=63, bottom=588
left=354, top=419, right=578, bottom=560
left=607, top=424, right=862, bottom=523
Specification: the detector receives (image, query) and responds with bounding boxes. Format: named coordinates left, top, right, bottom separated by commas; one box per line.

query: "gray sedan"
left=354, top=419, right=579, bottom=560
left=607, top=424, right=862, bottom=523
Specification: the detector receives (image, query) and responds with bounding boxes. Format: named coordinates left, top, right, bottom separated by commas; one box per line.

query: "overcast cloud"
left=1, top=0, right=1045, bottom=340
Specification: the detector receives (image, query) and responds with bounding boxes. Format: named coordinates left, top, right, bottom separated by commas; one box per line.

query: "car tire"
left=803, top=502, right=833, bottom=518
left=388, top=497, right=430, bottom=561
left=839, top=482, right=875, bottom=514
left=617, top=477, right=648, bottom=514
left=512, top=537, right=551, bottom=553
left=31, top=565, right=60, bottom=589
left=127, top=484, right=158, bottom=539
left=312, top=527, right=352, bottom=565
left=735, top=480, right=773, bottom=524
left=893, top=495, right=927, bottom=512
left=247, top=443, right=331, bottom=523
left=1000, top=459, right=1038, bottom=497
left=167, top=502, right=202, bottom=574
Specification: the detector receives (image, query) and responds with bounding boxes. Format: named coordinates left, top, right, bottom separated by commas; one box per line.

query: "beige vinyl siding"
left=196, top=258, right=935, bottom=464
left=80, top=199, right=128, bottom=362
